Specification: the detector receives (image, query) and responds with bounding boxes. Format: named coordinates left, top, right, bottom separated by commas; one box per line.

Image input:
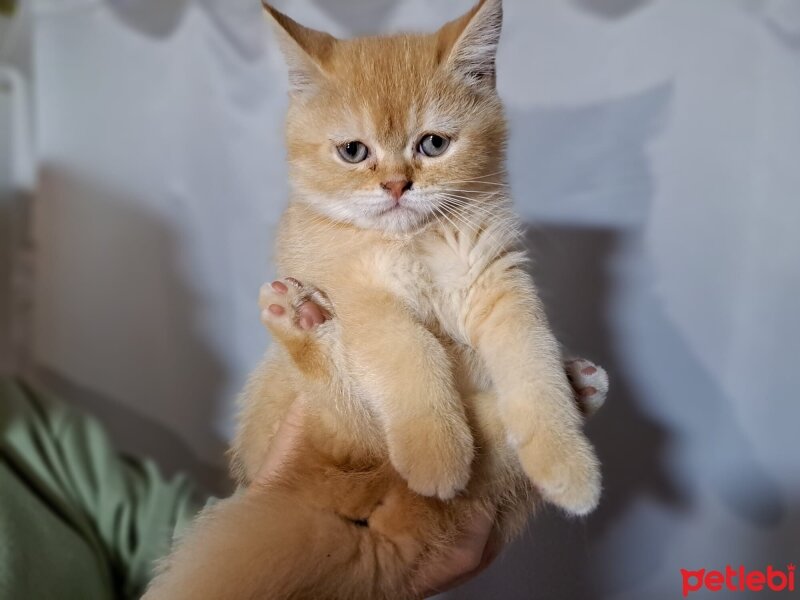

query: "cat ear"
left=262, top=3, right=336, bottom=95
left=438, top=0, right=503, bottom=90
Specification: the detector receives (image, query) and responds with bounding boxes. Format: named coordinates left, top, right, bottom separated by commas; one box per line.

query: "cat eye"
left=417, top=134, right=450, bottom=158
left=337, top=141, right=369, bottom=163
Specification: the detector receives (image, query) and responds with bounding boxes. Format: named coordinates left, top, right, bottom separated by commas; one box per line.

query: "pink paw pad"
left=259, top=278, right=331, bottom=332
left=566, top=358, right=609, bottom=417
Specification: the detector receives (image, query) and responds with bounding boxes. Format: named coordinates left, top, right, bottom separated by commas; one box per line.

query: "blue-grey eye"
left=418, top=134, right=450, bottom=157
left=337, top=141, right=369, bottom=163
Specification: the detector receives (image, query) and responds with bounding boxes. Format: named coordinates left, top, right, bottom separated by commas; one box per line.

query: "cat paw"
left=565, top=358, right=609, bottom=418
left=388, top=418, right=474, bottom=500
left=259, top=277, right=333, bottom=334
left=518, top=428, right=601, bottom=516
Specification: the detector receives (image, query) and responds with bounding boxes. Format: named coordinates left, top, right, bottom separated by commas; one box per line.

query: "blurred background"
left=1, top=0, right=799, bottom=598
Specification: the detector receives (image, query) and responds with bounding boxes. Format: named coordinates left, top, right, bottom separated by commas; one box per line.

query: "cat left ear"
left=438, top=0, right=503, bottom=90
left=263, top=3, right=335, bottom=96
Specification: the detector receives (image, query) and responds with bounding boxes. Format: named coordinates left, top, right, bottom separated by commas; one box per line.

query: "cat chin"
left=307, top=203, right=433, bottom=234
left=296, top=192, right=441, bottom=234
left=354, top=209, right=434, bottom=234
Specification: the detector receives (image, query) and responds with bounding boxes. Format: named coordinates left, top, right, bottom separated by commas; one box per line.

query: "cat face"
left=266, top=0, right=507, bottom=233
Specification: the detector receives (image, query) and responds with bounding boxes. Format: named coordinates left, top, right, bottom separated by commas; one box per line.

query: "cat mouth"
left=378, top=203, right=415, bottom=216
left=369, top=202, right=436, bottom=232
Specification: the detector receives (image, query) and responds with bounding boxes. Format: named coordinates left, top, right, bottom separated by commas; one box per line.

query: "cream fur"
left=144, top=1, right=601, bottom=598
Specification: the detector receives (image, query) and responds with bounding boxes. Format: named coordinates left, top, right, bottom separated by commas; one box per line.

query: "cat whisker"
left=432, top=202, right=465, bottom=234
left=442, top=189, right=507, bottom=196
left=441, top=170, right=509, bottom=182
left=440, top=195, right=501, bottom=211
left=438, top=188, right=506, bottom=199
left=442, top=202, right=494, bottom=233
left=441, top=180, right=509, bottom=188
left=438, top=189, right=506, bottom=198
left=437, top=195, right=511, bottom=220
left=438, top=195, right=508, bottom=212
left=437, top=200, right=497, bottom=226
left=436, top=202, right=504, bottom=246
left=436, top=205, right=480, bottom=235
left=438, top=199, right=523, bottom=258
left=439, top=192, right=508, bottom=204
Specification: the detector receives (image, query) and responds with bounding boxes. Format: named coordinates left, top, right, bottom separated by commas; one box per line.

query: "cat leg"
left=247, top=277, right=467, bottom=488
left=231, top=278, right=340, bottom=484
left=464, top=268, right=602, bottom=516
left=334, top=288, right=474, bottom=500
left=466, top=356, right=609, bottom=539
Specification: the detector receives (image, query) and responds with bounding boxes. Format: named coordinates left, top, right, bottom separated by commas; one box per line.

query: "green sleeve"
left=0, top=377, right=204, bottom=599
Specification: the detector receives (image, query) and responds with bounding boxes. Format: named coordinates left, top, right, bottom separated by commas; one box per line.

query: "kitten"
left=144, top=1, right=602, bottom=598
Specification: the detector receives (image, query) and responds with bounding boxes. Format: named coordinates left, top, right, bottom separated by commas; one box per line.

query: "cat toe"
left=388, top=418, right=474, bottom=500
left=259, top=278, right=331, bottom=333
left=271, top=280, right=289, bottom=294
left=519, top=433, right=601, bottom=516
left=565, top=358, right=609, bottom=417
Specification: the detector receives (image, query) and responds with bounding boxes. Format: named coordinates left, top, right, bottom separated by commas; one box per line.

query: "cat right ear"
left=438, top=0, right=503, bottom=90
left=262, top=3, right=335, bottom=95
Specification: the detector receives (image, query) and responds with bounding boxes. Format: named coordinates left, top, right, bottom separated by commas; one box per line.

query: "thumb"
left=253, top=396, right=308, bottom=486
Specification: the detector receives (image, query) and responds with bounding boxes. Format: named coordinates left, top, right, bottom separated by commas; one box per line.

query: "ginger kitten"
left=145, top=1, right=602, bottom=598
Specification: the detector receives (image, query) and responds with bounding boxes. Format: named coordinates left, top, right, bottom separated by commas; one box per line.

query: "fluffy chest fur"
left=277, top=202, right=525, bottom=397
left=280, top=202, right=518, bottom=332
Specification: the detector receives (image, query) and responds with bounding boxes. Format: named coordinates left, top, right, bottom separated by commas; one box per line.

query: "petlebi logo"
left=681, top=564, right=796, bottom=596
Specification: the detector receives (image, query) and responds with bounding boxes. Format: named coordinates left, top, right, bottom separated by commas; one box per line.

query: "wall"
left=8, top=0, right=800, bottom=597
left=0, top=4, right=34, bottom=374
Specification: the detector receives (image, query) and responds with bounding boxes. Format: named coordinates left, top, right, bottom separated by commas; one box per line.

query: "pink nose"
left=381, top=179, right=412, bottom=202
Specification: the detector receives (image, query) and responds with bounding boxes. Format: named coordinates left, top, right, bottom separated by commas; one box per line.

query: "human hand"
left=252, top=397, right=308, bottom=488
left=249, top=399, right=502, bottom=597
left=413, top=507, right=502, bottom=597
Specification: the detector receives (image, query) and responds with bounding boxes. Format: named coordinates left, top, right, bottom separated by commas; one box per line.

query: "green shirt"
left=0, top=378, right=202, bottom=599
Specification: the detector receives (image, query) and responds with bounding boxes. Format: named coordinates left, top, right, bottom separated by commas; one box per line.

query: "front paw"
left=518, top=427, right=601, bottom=516
left=388, top=417, right=474, bottom=500
left=258, top=278, right=333, bottom=337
